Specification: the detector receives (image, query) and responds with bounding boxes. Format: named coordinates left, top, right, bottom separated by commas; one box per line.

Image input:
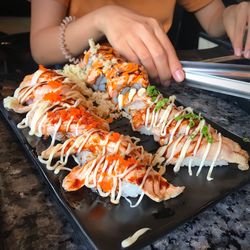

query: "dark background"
left=0, top=1, right=31, bottom=17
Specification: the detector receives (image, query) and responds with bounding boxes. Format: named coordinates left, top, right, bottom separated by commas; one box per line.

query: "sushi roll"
left=39, top=129, right=152, bottom=173
left=62, top=154, right=184, bottom=206
left=72, top=41, right=249, bottom=180
left=4, top=65, right=88, bottom=114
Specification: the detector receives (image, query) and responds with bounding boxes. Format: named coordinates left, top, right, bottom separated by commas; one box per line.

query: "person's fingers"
left=243, top=7, right=250, bottom=58
left=111, top=39, right=140, bottom=64
left=153, top=24, right=184, bottom=83
left=127, top=35, right=159, bottom=81
left=232, top=2, right=248, bottom=56
left=134, top=21, right=172, bottom=85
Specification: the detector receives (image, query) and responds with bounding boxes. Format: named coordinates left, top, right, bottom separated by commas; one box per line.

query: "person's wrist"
left=93, top=6, right=112, bottom=35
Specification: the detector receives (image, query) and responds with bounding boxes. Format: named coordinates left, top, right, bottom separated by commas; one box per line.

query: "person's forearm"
left=205, top=8, right=225, bottom=37
left=195, top=0, right=225, bottom=38
left=30, top=10, right=104, bottom=65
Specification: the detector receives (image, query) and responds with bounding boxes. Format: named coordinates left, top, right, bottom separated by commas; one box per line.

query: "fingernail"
left=234, top=48, right=242, bottom=57
left=244, top=50, right=250, bottom=59
left=174, top=69, right=185, bottom=82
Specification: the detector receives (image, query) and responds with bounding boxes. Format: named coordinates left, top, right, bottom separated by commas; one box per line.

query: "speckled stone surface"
left=0, top=82, right=250, bottom=250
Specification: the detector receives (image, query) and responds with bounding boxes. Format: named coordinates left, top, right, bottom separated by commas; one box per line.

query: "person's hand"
left=95, top=5, right=184, bottom=85
left=223, top=1, right=250, bottom=58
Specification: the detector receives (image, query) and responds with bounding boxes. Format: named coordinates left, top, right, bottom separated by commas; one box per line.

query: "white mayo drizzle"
left=206, top=133, right=222, bottom=181
left=60, top=139, right=74, bottom=164
left=117, top=164, right=138, bottom=178
left=37, top=113, right=48, bottom=137
left=124, top=193, right=145, bottom=208
left=49, top=118, right=62, bottom=148
left=144, top=95, right=162, bottom=128
left=65, top=116, right=74, bottom=132
left=15, top=69, right=43, bottom=99
left=188, top=119, right=205, bottom=175
left=124, top=165, right=153, bottom=208
left=30, top=69, right=44, bottom=86
left=64, top=146, right=152, bottom=205
left=18, top=72, right=62, bottom=104
left=121, top=228, right=151, bottom=248
left=160, top=109, right=183, bottom=138
left=196, top=125, right=212, bottom=176
left=185, top=125, right=191, bottom=135
left=77, top=130, right=99, bottom=153
left=38, top=145, right=62, bottom=172
left=155, top=103, right=173, bottom=129
left=40, top=128, right=148, bottom=180
left=62, top=135, right=84, bottom=165
left=137, top=87, right=146, bottom=97
left=18, top=82, right=43, bottom=104
left=173, top=119, right=205, bottom=173
left=144, top=96, right=178, bottom=138
left=29, top=102, right=50, bottom=136
left=167, top=107, right=192, bottom=145
left=128, top=88, right=137, bottom=104
left=118, top=94, right=124, bottom=110
left=168, top=118, right=183, bottom=145
left=152, top=145, right=168, bottom=166
left=164, top=135, right=184, bottom=166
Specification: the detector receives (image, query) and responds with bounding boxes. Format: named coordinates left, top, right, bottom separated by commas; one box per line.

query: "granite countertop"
left=0, top=32, right=250, bottom=249
left=0, top=79, right=249, bottom=249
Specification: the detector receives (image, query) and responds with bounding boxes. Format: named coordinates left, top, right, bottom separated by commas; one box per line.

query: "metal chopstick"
left=181, top=61, right=250, bottom=82
left=184, top=70, right=250, bottom=100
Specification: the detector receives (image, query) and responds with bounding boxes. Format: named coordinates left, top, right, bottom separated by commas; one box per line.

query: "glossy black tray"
left=0, top=97, right=250, bottom=250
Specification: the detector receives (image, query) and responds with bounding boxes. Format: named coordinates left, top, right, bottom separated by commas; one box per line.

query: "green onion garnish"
left=189, top=118, right=195, bottom=128
left=155, top=98, right=169, bottom=112
left=151, top=96, right=157, bottom=102
left=243, top=137, right=250, bottom=143
left=201, top=125, right=213, bottom=143
left=175, top=112, right=200, bottom=121
left=190, top=133, right=196, bottom=140
left=146, top=85, right=160, bottom=97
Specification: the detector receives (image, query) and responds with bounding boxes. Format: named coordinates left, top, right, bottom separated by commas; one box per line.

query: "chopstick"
left=201, top=54, right=245, bottom=63
left=181, top=61, right=250, bottom=81
left=184, top=71, right=250, bottom=100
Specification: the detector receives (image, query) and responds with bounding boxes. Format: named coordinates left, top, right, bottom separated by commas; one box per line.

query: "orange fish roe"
left=106, top=117, right=113, bottom=123
left=48, top=80, right=62, bottom=89
left=109, top=132, right=120, bottom=142
left=88, top=145, right=97, bottom=153
left=99, top=175, right=113, bottom=192
left=106, top=154, right=138, bottom=174
left=43, top=92, right=62, bottom=102
left=47, top=106, right=103, bottom=131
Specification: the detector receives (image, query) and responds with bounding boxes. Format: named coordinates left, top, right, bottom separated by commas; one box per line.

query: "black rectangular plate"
left=1, top=98, right=250, bottom=250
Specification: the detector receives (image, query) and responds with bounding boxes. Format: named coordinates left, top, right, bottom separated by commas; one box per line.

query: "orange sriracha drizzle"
left=38, top=64, right=63, bottom=81
left=84, top=45, right=149, bottom=98
left=131, top=109, right=147, bottom=129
